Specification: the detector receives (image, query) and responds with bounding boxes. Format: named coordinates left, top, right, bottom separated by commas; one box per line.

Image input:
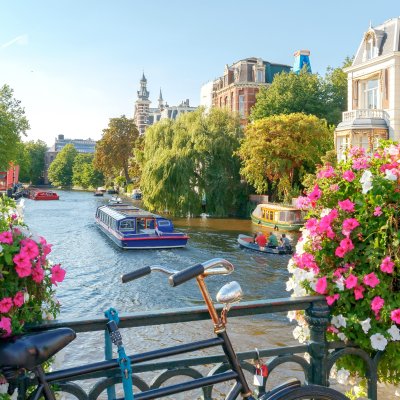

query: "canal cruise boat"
left=251, top=203, right=304, bottom=231
left=28, top=189, right=59, bottom=200
left=95, top=204, right=189, bottom=249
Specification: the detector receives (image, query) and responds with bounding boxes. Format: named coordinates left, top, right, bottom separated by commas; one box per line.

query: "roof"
left=98, top=205, right=164, bottom=220
left=353, top=17, right=400, bottom=67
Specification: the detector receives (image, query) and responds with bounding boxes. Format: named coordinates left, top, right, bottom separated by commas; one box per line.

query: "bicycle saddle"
left=0, top=328, right=76, bottom=370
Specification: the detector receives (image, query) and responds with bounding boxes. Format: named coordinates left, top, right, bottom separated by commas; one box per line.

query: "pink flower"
left=0, top=297, right=13, bottom=313
left=354, top=285, right=365, bottom=300
left=352, top=158, right=369, bottom=170
left=343, top=170, right=355, bottom=182
left=305, top=218, right=318, bottom=233
left=13, top=292, right=25, bottom=308
left=40, top=237, right=52, bottom=256
left=342, top=218, right=360, bottom=236
left=380, top=256, right=394, bottom=274
left=335, top=246, right=346, bottom=258
left=308, top=185, right=322, bottom=202
left=31, top=265, right=45, bottom=283
left=327, top=325, right=339, bottom=333
left=317, top=165, right=335, bottom=179
left=363, top=272, right=380, bottom=288
left=338, top=199, right=355, bottom=212
left=50, top=264, right=66, bottom=285
left=295, top=196, right=310, bottom=209
left=0, top=316, right=12, bottom=337
left=373, top=207, right=382, bottom=217
left=294, top=253, right=319, bottom=273
left=391, top=309, right=400, bottom=324
left=315, top=276, right=328, bottom=294
left=20, top=238, right=40, bottom=260
left=13, top=252, right=32, bottom=278
left=345, top=274, right=358, bottom=289
left=330, top=184, right=339, bottom=192
left=326, top=293, right=340, bottom=306
left=0, top=231, right=13, bottom=245
left=340, top=237, right=354, bottom=252
left=371, top=296, right=385, bottom=317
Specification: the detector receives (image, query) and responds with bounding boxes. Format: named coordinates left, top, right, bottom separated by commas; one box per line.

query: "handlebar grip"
left=169, top=263, right=204, bottom=287
left=121, top=266, right=151, bottom=283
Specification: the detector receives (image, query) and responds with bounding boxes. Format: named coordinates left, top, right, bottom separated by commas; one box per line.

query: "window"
left=336, top=135, right=350, bottom=161
left=238, top=95, right=245, bottom=117
left=257, top=70, right=263, bottom=83
left=362, top=79, right=379, bottom=109
left=366, top=37, right=374, bottom=60
left=353, top=134, right=369, bottom=150
left=120, top=219, right=135, bottom=231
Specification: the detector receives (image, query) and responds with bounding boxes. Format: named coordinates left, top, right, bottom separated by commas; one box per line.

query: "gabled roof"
left=353, top=17, right=400, bottom=67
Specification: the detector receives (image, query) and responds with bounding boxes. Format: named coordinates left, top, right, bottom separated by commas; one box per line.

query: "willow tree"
left=238, top=113, right=333, bottom=200
left=94, top=115, right=139, bottom=182
left=72, top=153, right=104, bottom=189
left=140, top=108, right=244, bottom=217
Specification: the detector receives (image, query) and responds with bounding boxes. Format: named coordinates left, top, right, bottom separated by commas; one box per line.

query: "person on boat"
left=253, top=233, right=258, bottom=243
left=280, top=233, right=292, bottom=251
left=267, top=232, right=279, bottom=248
left=255, top=232, right=267, bottom=250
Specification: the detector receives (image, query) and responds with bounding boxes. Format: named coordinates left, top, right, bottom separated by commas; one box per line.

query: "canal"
left=23, top=190, right=303, bottom=393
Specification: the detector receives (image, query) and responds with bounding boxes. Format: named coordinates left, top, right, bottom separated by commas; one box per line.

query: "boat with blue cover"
left=237, top=234, right=293, bottom=255
left=95, top=204, right=189, bottom=249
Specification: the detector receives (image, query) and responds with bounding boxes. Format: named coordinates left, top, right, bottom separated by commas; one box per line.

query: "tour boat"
left=95, top=204, right=189, bottom=249
left=29, top=190, right=59, bottom=201
left=237, top=234, right=293, bottom=255
left=251, top=203, right=304, bottom=231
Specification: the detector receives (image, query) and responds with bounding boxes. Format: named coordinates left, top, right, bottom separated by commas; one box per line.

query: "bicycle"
left=0, top=258, right=348, bottom=399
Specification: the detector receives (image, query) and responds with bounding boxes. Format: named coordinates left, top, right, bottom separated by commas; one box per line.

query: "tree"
left=140, top=108, right=245, bottom=217
left=94, top=115, right=139, bottom=182
left=18, top=140, right=48, bottom=184
left=72, top=153, right=104, bottom=189
left=250, top=70, right=326, bottom=123
left=47, top=144, right=77, bottom=187
left=0, top=85, right=29, bottom=169
left=237, top=113, right=333, bottom=200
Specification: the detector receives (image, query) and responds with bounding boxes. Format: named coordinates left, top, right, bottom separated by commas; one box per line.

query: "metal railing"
left=20, top=296, right=379, bottom=400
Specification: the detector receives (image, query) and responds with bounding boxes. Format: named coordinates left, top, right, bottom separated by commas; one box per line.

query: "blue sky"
left=1, top=0, right=399, bottom=145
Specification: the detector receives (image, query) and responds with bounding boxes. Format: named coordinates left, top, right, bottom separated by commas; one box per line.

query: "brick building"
left=202, top=57, right=291, bottom=124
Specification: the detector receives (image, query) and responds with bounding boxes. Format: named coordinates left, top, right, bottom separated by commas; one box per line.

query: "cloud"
left=1, top=34, right=29, bottom=49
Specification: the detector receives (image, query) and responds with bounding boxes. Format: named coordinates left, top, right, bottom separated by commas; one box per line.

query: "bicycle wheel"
left=263, top=384, right=348, bottom=400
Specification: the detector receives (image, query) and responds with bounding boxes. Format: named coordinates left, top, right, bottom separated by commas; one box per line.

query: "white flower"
left=287, top=310, right=296, bottom=322
left=360, top=169, right=373, bottom=194
left=336, top=368, right=350, bottom=385
left=360, top=318, right=371, bottom=334
left=0, top=244, right=3, bottom=253
left=23, top=292, right=30, bottom=302
left=292, top=325, right=309, bottom=343
left=385, top=169, right=397, bottom=181
left=335, top=277, right=345, bottom=291
left=387, top=145, right=399, bottom=156
left=331, top=314, right=347, bottom=328
left=370, top=333, right=388, bottom=351
left=320, top=208, right=332, bottom=217
left=337, top=332, right=347, bottom=341
left=388, top=325, right=400, bottom=341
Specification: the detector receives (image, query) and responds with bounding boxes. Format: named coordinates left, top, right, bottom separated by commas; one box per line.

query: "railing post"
left=305, top=299, right=330, bottom=386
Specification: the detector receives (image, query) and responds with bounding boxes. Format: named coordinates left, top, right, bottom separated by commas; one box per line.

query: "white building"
left=335, top=17, right=400, bottom=160
left=200, top=81, right=214, bottom=111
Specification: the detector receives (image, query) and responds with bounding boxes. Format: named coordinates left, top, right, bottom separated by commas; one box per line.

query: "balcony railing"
left=342, top=109, right=390, bottom=123
left=17, top=296, right=380, bottom=400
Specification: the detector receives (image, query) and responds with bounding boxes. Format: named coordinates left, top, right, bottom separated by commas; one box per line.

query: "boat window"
left=137, top=218, right=145, bottom=229
left=157, top=220, right=170, bottom=227
left=120, top=219, right=135, bottom=231
left=262, top=209, right=275, bottom=221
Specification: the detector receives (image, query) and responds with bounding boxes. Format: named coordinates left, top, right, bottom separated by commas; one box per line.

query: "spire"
left=158, top=88, right=164, bottom=110
left=137, top=73, right=149, bottom=100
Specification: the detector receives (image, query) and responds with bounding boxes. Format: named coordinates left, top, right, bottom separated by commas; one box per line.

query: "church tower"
left=134, top=73, right=151, bottom=135
left=158, top=88, right=164, bottom=111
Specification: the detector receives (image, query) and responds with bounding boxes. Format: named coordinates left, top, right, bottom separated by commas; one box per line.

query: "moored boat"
left=94, top=191, right=104, bottom=197
left=251, top=203, right=304, bottom=231
left=29, top=189, right=59, bottom=201
left=95, top=204, right=189, bottom=249
left=131, top=188, right=142, bottom=200
left=237, top=234, right=292, bottom=255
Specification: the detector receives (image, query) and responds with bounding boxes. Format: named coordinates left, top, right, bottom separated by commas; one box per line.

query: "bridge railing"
left=21, top=296, right=379, bottom=400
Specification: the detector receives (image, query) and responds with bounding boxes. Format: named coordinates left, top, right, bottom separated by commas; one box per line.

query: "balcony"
left=342, top=109, right=390, bottom=123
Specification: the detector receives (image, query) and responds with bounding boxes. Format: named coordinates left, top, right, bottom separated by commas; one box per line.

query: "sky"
left=1, top=0, right=399, bottom=146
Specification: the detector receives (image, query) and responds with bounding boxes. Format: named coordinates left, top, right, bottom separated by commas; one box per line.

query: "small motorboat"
left=29, top=190, right=59, bottom=201
left=237, top=234, right=292, bottom=255
left=109, top=196, right=122, bottom=204
left=94, top=191, right=104, bottom=197
left=131, top=189, right=142, bottom=200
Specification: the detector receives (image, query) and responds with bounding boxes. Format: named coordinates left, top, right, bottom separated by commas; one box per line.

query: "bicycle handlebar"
left=122, top=258, right=233, bottom=286
left=169, top=258, right=234, bottom=287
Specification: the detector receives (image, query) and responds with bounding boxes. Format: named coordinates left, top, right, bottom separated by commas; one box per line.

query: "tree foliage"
left=47, top=144, right=77, bottom=187
left=250, top=59, right=350, bottom=126
left=72, top=153, right=104, bottom=189
left=0, top=85, right=29, bottom=169
left=18, top=140, right=48, bottom=184
left=94, top=115, right=139, bottom=182
left=238, top=113, right=333, bottom=200
left=140, top=108, right=245, bottom=217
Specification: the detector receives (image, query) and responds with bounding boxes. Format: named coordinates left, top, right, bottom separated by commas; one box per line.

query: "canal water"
left=23, top=190, right=304, bottom=398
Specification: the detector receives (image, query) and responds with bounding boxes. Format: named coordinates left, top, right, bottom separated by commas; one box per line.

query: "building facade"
left=133, top=73, right=197, bottom=135
left=204, top=57, right=291, bottom=124
left=335, top=18, right=400, bottom=160
left=44, top=135, right=96, bottom=184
